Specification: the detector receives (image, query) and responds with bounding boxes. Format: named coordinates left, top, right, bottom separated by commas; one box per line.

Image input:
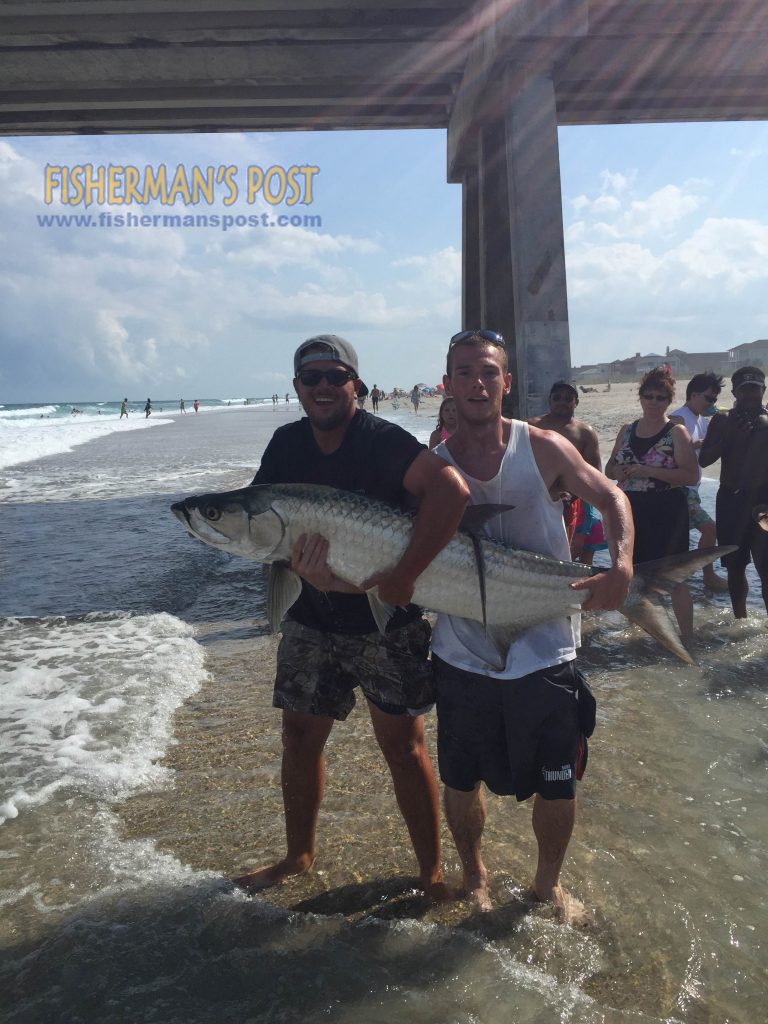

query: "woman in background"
left=606, top=366, right=698, bottom=640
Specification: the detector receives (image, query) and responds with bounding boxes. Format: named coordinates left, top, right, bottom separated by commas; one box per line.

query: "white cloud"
left=669, top=217, right=768, bottom=290
left=564, top=171, right=768, bottom=365
left=392, top=246, right=461, bottom=291
left=599, top=170, right=632, bottom=194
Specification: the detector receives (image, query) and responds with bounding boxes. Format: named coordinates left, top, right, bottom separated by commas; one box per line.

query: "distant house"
left=573, top=339, right=767, bottom=382
left=727, top=339, right=768, bottom=372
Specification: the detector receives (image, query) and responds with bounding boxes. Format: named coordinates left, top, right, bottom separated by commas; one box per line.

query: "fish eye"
left=203, top=505, right=221, bottom=522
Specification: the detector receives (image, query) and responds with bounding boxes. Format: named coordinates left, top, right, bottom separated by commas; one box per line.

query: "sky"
left=1, top=120, right=767, bottom=403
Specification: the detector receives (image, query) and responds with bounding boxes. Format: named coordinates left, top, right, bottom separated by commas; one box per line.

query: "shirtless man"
left=700, top=365, right=768, bottom=617
left=528, top=381, right=601, bottom=470
left=432, top=331, right=633, bottom=919
left=529, top=381, right=602, bottom=558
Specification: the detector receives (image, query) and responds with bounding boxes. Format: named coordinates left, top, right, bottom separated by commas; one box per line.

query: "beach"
left=2, top=391, right=767, bottom=1024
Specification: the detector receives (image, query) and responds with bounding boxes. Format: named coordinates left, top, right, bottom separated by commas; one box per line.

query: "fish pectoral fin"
left=620, top=595, right=695, bottom=665
left=633, top=546, right=737, bottom=591
left=366, top=589, right=397, bottom=635
left=460, top=504, right=515, bottom=534
left=267, top=562, right=302, bottom=633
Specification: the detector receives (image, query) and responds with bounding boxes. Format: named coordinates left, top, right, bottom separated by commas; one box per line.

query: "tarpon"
left=171, top=483, right=735, bottom=666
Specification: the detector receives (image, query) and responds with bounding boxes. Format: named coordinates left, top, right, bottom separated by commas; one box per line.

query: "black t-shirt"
left=252, top=409, right=425, bottom=633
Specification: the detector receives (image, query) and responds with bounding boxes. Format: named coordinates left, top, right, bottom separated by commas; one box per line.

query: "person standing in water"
left=606, top=366, right=698, bottom=641
left=669, top=372, right=728, bottom=592
left=179, top=398, right=186, bottom=414
left=700, top=365, right=768, bottom=617
left=232, top=334, right=469, bottom=898
left=193, top=399, right=200, bottom=414
left=144, top=398, right=152, bottom=418
left=528, top=381, right=602, bottom=552
left=120, top=398, right=129, bottom=419
left=431, top=329, right=633, bottom=920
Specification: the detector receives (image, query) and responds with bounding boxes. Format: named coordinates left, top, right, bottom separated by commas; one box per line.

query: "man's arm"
left=530, top=428, right=634, bottom=611
left=699, top=413, right=728, bottom=467
left=361, top=450, right=470, bottom=606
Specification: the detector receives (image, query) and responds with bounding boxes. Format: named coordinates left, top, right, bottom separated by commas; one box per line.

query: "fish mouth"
left=171, top=500, right=191, bottom=526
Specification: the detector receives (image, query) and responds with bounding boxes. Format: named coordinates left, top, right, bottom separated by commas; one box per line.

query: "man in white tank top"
left=669, top=371, right=728, bottom=591
left=432, top=331, right=634, bottom=921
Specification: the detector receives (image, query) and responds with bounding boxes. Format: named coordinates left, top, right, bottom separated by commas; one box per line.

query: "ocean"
left=1, top=398, right=766, bottom=1024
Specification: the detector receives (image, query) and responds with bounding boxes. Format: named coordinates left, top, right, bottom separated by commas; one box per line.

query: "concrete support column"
left=503, top=71, right=571, bottom=417
left=456, top=71, right=571, bottom=418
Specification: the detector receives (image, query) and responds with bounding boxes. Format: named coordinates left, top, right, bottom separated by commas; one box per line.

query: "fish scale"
left=262, top=484, right=588, bottom=627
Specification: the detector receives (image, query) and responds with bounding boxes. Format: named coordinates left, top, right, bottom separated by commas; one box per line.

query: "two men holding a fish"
left=172, top=330, right=638, bottom=916
left=246, top=328, right=634, bottom=918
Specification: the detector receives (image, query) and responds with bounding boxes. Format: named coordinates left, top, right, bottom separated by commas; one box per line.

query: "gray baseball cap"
left=293, top=335, right=359, bottom=377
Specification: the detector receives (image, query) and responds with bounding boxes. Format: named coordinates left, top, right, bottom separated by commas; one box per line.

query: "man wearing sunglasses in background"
left=233, top=334, right=469, bottom=897
left=669, top=372, right=729, bottom=592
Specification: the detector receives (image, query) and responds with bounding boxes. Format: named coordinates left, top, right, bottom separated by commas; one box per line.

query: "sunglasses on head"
left=449, top=329, right=505, bottom=348
left=296, top=368, right=356, bottom=387
left=640, top=392, right=669, bottom=401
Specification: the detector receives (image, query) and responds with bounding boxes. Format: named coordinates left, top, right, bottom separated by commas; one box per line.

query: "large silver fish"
left=171, top=483, right=734, bottom=665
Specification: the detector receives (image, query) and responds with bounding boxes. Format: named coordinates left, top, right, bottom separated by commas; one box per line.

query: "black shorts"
left=716, top=486, right=768, bottom=578
left=433, top=656, right=595, bottom=801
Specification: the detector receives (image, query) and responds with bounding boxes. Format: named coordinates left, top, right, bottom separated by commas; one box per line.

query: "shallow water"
left=1, top=403, right=766, bottom=1024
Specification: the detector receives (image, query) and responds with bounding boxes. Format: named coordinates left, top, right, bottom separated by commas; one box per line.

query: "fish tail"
left=618, top=545, right=737, bottom=664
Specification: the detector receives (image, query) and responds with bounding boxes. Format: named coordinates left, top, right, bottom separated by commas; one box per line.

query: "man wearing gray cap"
left=700, top=365, right=768, bottom=617
left=233, top=334, right=469, bottom=897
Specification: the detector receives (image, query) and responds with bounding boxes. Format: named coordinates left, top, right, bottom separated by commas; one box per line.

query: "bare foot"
left=463, top=871, right=493, bottom=911
left=703, top=572, right=730, bottom=593
left=421, top=877, right=453, bottom=903
left=232, top=855, right=313, bottom=893
left=530, top=885, right=589, bottom=926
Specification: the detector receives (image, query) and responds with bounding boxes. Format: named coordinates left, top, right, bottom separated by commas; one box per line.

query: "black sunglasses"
left=449, top=329, right=505, bottom=347
left=640, top=392, right=669, bottom=401
left=296, top=368, right=356, bottom=387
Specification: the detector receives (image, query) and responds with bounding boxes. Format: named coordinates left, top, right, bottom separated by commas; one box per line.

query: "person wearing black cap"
left=700, top=365, right=768, bottom=617
left=233, top=334, right=469, bottom=897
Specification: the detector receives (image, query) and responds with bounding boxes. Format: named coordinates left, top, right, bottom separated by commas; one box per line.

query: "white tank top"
left=431, top=420, right=579, bottom=679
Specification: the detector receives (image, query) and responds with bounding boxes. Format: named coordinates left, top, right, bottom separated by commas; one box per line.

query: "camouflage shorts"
left=274, top=617, right=435, bottom=721
left=686, top=488, right=714, bottom=531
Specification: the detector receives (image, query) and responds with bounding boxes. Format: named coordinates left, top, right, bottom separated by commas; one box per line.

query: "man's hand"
left=361, top=567, right=416, bottom=608
left=570, top=564, right=632, bottom=612
left=291, top=533, right=363, bottom=594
